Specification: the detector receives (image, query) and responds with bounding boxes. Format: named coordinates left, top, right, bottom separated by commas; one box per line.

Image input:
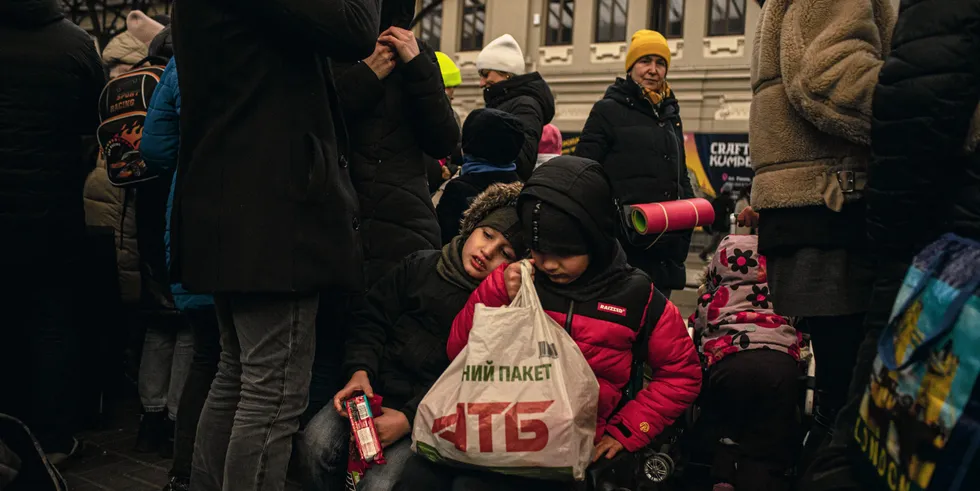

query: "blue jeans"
left=190, top=292, right=319, bottom=491
left=299, top=408, right=414, bottom=491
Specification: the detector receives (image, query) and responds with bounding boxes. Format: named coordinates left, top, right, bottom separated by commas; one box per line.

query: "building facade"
left=415, top=0, right=761, bottom=135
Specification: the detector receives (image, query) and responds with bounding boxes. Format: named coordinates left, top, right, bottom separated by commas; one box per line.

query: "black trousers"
left=169, top=307, right=221, bottom=480
left=702, top=350, right=801, bottom=491
left=0, top=261, right=80, bottom=453
left=392, top=455, right=575, bottom=491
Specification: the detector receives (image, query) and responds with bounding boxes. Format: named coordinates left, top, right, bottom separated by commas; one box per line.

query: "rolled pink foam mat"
left=630, top=198, right=715, bottom=235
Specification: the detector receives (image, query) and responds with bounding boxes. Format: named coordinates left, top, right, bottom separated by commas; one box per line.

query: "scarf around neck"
left=641, top=80, right=672, bottom=106
left=437, top=236, right=481, bottom=291
left=461, top=155, right=518, bottom=176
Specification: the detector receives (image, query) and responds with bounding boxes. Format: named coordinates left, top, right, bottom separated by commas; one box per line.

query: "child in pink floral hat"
left=690, top=234, right=803, bottom=491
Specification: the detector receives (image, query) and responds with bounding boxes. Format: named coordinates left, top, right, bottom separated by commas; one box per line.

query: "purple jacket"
left=691, top=235, right=802, bottom=366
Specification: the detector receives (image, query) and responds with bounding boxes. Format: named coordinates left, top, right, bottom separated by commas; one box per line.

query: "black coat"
left=574, top=78, right=694, bottom=290
left=343, top=250, right=472, bottom=426
left=170, top=0, right=379, bottom=293
left=0, top=0, right=105, bottom=264
left=866, top=0, right=980, bottom=329
left=436, top=170, right=521, bottom=244
left=483, top=73, right=556, bottom=181
left=336, top=43, right=459, bottom=286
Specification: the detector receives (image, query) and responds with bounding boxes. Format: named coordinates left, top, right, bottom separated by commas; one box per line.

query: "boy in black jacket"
left=436, top=108, right=525, bottom=244
left=299, top=183, right=527, bottom=491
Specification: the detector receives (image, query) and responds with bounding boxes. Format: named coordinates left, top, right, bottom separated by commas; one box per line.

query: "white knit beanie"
left=476, top=34, right=526, bottom=75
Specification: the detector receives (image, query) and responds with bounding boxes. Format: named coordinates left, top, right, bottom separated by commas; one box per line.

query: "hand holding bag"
left=412, top=260, right=600, bottom=480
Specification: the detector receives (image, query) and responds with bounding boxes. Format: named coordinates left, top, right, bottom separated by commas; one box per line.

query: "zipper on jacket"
left=564, top=300, right=575, bottom=334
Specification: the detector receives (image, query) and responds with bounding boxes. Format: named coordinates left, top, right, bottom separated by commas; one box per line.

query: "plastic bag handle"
left=510, top=260, right=543, bottom=311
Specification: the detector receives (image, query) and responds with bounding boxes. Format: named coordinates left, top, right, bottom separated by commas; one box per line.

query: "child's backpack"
left=850, top=233, right=980, bottom=491
left=97, top=57, right=167, bottom=187
left=96, top=56, right=176, bottom=311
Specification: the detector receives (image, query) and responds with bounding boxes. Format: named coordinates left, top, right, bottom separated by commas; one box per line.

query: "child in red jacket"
left=393, top=156, right=701, bottom=491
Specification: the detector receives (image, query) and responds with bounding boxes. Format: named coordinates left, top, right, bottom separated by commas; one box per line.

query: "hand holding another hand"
left=364, top=42, right=396, bottom=80
left=379, top=27, right=421, bottom=64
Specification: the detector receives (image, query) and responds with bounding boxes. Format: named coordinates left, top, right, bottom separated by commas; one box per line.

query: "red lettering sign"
left=430, top=400, right=555, bottom=453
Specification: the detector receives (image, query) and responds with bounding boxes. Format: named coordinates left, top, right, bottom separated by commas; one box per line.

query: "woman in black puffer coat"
left=335, top=0, right=460, bottom=286
left=574, top=30, right=693, bottom=296
left=475, top=34, right=556, bottom=181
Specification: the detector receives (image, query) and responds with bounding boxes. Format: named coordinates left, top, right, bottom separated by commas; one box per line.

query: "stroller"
left=582, top=329, right=817, bottom=491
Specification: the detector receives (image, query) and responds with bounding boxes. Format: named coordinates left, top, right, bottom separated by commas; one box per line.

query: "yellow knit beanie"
left=435, top=51, right=462, bottom=88
left=625, top=30, right=671, bottom=73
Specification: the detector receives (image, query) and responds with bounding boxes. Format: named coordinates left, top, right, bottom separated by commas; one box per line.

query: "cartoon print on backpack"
left=97, top=61, right=166, bottom=186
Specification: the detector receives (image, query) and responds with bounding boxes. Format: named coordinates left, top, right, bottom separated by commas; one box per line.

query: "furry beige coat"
left=749, top=0, right=896, bottom=212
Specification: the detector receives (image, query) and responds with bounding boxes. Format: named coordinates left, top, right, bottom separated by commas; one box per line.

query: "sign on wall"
left=560, top=131, right=754, bottom=199
left=685, top=133, right=753, bottom=198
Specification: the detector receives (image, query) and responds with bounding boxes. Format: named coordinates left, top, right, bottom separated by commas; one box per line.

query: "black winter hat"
left=460, top=182, right=528, bottom=256
left=521, top=201, right=589, bottom=256
left=462, top=108, right=526, bottom=165
left=149, top=26, right=173, bottom=59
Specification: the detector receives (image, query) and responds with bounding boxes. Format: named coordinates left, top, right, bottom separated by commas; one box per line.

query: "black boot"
left=159, top=416, right=175, bottom=459
left=161, top=475, right=190, bottom=491
left=134, top=411, right=165, bottom=453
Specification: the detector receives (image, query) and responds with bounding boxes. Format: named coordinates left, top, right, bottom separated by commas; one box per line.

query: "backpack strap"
left=623, top=288, right=667, bottom=402
left=133, top=55, right=169, bottom=69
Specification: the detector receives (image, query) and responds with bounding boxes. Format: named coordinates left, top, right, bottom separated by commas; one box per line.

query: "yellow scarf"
left=641, top=81, right=672, bottom=106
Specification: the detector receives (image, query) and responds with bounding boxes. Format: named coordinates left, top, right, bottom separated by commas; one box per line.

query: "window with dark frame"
left=707, top=0, right=746, bottom=37
left=417, top=0, right=443, bottom=50
left=460, top=0, right=486, bottom=51
left=649, top=0, right=685, bottom=39
left=593, top=0, right=627, bottom=43
left=545, top=0, right=575, bottom=46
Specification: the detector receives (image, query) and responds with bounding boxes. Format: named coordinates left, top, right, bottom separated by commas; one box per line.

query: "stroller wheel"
left=643, top=453, right=675, bottom=483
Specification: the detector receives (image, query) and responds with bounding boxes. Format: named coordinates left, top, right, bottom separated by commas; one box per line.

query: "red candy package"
left=345, top=394, right=385, bottom=489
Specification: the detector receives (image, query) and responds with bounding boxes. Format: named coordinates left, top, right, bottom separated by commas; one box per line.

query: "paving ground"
left=59, top=396, right=302, bottom=491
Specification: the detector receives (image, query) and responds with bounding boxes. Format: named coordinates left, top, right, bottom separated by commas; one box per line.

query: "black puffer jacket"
left=574, top=78, right=694, bottom=291
left=0, top=0, right=105, bottom=264
left=342, top=249, right=470, bottom=426
left=866, top=0, right=980, bottom=329
left=483, top=73, right=556, bottom=181
left=336, top=41, right=459, bottom=285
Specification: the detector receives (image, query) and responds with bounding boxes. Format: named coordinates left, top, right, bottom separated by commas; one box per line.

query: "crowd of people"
left=1, top=1, right=979, bottom=491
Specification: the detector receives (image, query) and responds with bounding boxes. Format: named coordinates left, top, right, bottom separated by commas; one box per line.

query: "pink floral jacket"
left=690, top=235, right=802, bottom=367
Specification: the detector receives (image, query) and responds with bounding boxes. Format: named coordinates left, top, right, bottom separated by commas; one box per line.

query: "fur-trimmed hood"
left=749, top=0, right=895, bottom=212
left=459, top=181, right=523, bottom=237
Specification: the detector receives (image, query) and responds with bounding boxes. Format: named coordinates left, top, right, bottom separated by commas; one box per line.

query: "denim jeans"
left=170, top=307, right=221, bottom=480
left=299, top=408, right=415, bottom=491
left=139, top=313, right=194, bottom=418
left=190, top=292, right=319, bottom=491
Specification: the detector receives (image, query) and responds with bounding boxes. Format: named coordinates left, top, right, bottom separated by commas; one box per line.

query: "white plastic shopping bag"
left=412, top=260, right=600, bottom=480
